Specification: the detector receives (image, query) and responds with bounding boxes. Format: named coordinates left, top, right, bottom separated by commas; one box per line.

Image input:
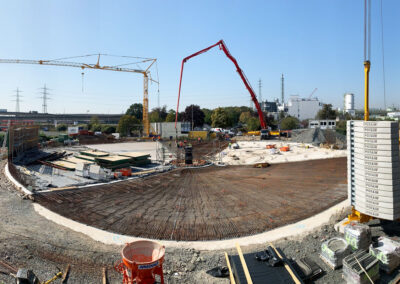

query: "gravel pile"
left=291, top=128, right=347, bottom=148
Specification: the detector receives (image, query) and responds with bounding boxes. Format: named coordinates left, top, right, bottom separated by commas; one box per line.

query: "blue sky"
left=0, top=0, right=399, bottom=114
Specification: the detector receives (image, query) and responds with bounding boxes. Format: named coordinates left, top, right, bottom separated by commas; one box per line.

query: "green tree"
left=91, top=124, right=102, bottom=132
left=316, top=104, right=337, bottom=120
left=90, top=115, right=100, bottom=125
left=57, top=124, right=67, bottom=131
left=126, top=103, right=143, bottom=120
left=117, top=115, right=140, bottom=137
left=211, top=107, right=229, bottom=128
left=336, top=120, right=347, bottom=135
left=165, top=109, right=176, bottom=122
left=202, top=108, right=212, bottom=125
left=149, top=106, right=167, bottom=122
left=224, top=107, right=243, bottom=127
left=101, top=125, right=116, bottom=134
left=88, top=116, right=100, bottom=130
left=183, top=105, right=205, bottom=128
left=246, top=117, right=260, bottom=131
left=239, top=111, right=253, bottom=124
left=280, top=116, right=299, bottom=130
left=149, top=111, right=161, bottom=123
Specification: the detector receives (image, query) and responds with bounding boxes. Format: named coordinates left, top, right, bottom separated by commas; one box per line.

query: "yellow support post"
left=347, top=60, right=373, bottom=224
left=364, top=60, right=370, bottom=121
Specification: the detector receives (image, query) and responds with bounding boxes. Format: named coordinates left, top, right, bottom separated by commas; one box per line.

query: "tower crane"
left=175, top=40, right=266, bottom=130
left=0, top=54, right=158, bottom=137
left=308, top=88, right=318, bottom=99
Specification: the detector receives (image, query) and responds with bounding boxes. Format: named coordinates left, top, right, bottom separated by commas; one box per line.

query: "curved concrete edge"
left=4, top=163, right=32, bottom=196
left=5, top=160, right=349, bottom=250
left=33, top=198, right=350, bottom=250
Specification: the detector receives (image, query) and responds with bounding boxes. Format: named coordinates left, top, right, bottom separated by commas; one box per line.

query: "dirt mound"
left=291, top=128, right=346, bottom=149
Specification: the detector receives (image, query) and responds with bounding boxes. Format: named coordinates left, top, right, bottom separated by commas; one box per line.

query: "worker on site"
left=198, top=137, right=201, bottom=144
left=228, top=142, right=232, bottom=149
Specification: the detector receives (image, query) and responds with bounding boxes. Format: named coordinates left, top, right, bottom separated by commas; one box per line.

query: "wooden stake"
left=102, top=267, right=107, bottom=284
left=61, top=264, right=70, bottom=283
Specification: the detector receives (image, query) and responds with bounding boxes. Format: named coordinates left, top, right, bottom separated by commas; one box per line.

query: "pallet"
left=319, top=254, right=341, bottom=270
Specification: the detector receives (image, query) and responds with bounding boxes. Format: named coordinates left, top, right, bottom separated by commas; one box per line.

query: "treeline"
left=123, top=103, right=271, bottom=131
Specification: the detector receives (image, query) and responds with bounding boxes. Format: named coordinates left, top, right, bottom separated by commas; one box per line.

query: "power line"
left=364, top=0, right=371, bottom=61
left=281, top=74, right=285, bottom=104
left=380, top=0, right=387, bottom=110
left=39, top=84, right=52, bottom=114
left=12, top=88, right=23, bottom=112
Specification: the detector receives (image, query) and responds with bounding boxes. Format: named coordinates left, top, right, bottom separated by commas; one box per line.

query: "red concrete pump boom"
left=175, top=40, right=266, bottom=129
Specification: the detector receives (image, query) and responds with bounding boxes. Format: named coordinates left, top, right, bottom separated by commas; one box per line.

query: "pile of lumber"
left=95, top=155, right=133, bottom=170
left=118, top=152, right=151, bottom=166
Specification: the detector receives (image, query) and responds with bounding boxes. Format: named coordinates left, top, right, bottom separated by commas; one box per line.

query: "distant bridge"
left=0, top=112, right=123, bottom=125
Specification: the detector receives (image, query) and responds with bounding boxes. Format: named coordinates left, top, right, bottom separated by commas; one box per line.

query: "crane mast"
left=0, top=56, right=158, bottom=137
left=175, top=40, right=266, bottom=129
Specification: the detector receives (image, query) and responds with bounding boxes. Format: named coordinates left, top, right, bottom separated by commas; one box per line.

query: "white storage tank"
left=344, top=93, right=355, bottom=116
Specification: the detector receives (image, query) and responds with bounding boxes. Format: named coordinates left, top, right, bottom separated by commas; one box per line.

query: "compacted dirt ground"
left=34, top=158, right=347, bottom=241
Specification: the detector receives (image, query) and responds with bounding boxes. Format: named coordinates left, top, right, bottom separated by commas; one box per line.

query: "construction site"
left=1, top=1, right=400, bottom=284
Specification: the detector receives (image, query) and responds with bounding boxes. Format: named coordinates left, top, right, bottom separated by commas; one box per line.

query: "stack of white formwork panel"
left=347, top=120, right=400, bottom=220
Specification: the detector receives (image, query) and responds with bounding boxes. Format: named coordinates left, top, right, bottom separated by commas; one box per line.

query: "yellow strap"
left=235, top=243, right=253, bottom=284
left=269, top=243, right=301, bottom=284
left=225, top=252, right=236, bottom=284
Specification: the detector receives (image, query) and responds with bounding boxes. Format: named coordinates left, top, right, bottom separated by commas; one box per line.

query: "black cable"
left=380, top=0, right=387, bottom=109
left=364, top=0, right=367, bottom=61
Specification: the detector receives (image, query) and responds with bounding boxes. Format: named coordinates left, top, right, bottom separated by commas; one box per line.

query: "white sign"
left=68, top=127, right=79, bottom=135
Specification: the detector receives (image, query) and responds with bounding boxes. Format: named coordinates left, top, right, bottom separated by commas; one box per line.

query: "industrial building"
left=287, top=95, right=323, bottom=120
left=309, top=119, right=336, bottom=129
left=260, top=100, right=278, bottom=113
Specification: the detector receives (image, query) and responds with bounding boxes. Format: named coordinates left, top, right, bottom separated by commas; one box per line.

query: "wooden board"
left=51, top=160, right=77, bottom=170
left=75, top=155, right=96, bottom=162
left=118, top=152, right=151, bottom=159
left=96, top=155, right=132, bottom=163
left=62, top=156, right=94, bottom=164
left=80, top=150, right=109, bottom=157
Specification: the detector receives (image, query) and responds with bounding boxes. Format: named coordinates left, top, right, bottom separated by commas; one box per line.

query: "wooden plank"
left=80, top=150, right=109, bottom=157
left=50, top=186, right=78, bottom=192
left=269, top=243, right=302, bottom=284
left=61, top=264, right=71, bottom=283
left=102, top=267, right=107, bottom=284
left=235, top=243, right=253, bottom=284
left=225, top=252, right=236, bottom=284
left=51, top=160, right=77, bottom=170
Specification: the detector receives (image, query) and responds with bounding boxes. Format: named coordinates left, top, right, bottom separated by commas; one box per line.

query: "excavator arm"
left=175, top=40, right=266, bottom=129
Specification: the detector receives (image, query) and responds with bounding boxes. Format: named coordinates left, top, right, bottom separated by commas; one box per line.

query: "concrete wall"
left=287, top=96, right=323, bottom=120
left=151, top=122, right=188, bottom=138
